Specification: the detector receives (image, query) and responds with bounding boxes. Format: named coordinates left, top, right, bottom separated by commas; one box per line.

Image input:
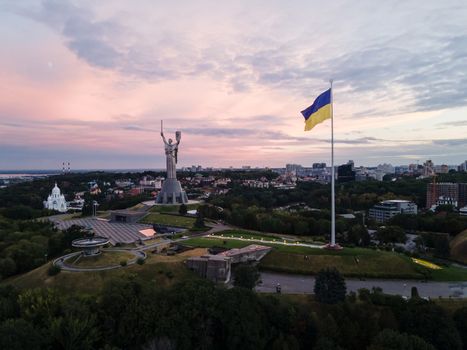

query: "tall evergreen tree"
left=314, top=267, right=346, bottom=304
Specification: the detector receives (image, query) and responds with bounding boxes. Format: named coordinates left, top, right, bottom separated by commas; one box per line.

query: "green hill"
left=2, top=253, right=200, bottom=295
left=450, top=229, right=467, bottom=264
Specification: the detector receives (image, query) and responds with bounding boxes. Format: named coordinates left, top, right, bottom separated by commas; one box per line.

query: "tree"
left=399, top=300, right=462, bottom=350
left=179, top=204, right=188, bottom=215
left=0, top=285, right=19, bottom=322
left=194, top=213, right=205, bottom=228
left=348, top=225, right=371, bottom=246
left=0, top=318, right=41, bottom=350
left=453, top=306, right=467, bottom=350
left=368, top=329, right=435, bottom=350
left=433, top=234, right=450, bottom=258
left=2, top=205, right=36, bottom=220
left=314, top=268, right=346, bottom=304
left=314, top=337, right=343, bottom=350
left=435, top=204, right=455, bottom=213
left=50, top=313, right=99, bottom=350
left=376, top=226, right=406, bottom=244
left=233, top=264, right=260, bottom=290
left=0, top=257, right=17, bottom=279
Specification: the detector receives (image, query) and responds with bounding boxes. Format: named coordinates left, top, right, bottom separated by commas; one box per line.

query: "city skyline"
left=1, top=0, right=467, bottom=170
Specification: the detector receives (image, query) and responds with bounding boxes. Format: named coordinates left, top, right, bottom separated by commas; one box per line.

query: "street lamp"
left=92, top=200, right=99, bottom=217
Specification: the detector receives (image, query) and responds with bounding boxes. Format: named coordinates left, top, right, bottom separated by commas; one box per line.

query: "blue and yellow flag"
left=301, top=89, right=332, bottom=131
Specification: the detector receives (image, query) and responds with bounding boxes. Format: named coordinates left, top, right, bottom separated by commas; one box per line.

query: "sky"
left=1, top=0, right=467, bottom=170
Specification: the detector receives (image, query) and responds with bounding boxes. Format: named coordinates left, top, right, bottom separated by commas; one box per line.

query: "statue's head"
left=168, top=138, right=173, bottom=144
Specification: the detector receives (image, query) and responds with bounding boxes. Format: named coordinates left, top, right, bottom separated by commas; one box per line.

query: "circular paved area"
left=54, top=249, right=146, bottom=272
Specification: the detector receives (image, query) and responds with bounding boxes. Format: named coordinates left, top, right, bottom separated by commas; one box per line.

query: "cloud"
left=432, top=138, right=467, bottom=147
left=9, top=0, right=467, bottom=116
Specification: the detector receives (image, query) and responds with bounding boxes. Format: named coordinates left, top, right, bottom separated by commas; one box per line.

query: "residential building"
left=426, top=182, right=461, bottom=209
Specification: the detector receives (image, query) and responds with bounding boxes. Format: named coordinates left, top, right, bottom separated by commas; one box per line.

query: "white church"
left=44, top=182, right=68, bottom=212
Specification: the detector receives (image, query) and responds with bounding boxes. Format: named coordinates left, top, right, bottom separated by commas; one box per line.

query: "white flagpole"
left=330, top=79, right=335, bottom=247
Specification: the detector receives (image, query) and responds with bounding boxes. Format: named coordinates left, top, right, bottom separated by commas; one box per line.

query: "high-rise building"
left=337, top=163, right=355, bottom=182
left=312, top=162, right=326, bottom=169
left=286, top=164, right=302, bottom=174
left=426, top=182, right=460, bottom=208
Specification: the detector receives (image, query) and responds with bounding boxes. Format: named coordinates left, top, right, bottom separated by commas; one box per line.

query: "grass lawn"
left=183, top=237, right=252, bottom=249
left=64, top=251, right=135, bottom=267
left=4, top=254, right=199, bottom=295
left=430, top=264, right=467, bottom=281
left=450, top=229, right=467, bottom=264
left=259, top=250, right=425, bottom=279
left=140, top=213, right=196, bottom=228
left=150, top=203, right=200, bottom=213
left=182, top=236, right=467, bottom=281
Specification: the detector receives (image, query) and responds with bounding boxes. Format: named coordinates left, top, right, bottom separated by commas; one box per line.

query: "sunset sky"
left=1, top=0, right=467, bottom=170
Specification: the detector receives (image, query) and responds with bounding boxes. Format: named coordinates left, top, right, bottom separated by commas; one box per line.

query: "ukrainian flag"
left=301, top=89, right=332, bottom=131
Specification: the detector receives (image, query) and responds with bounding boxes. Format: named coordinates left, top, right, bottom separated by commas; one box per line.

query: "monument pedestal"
left=156, top=178, right=188, bottom=204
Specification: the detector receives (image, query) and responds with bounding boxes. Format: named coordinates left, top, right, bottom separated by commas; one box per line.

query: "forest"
left=1, top=274, right=466, bottom=350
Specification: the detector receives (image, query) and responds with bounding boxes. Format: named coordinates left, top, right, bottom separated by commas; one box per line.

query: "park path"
left=257, top=271, right=467, bottom=298
left=204, top=233, right=323, bottom=249
left=54, top=249, right=146, bottom=272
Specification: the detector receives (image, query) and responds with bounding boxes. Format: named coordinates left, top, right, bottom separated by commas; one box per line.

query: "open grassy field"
left=140, top=213, right=196, bottom=228
left=4, top=253, right=200, bottom=295
left=183, top=236, right=467, bottom=281
left=430, top=264, right=467, bottom=281
left=450, top=229, right=467, bottom=264
left=64, top=251, right=135, bottom=268
left=149, top=203, right=200, bottom=213
left=183, top=237, right=252, bottom=249
left=259, top=250, right=425, bottom=279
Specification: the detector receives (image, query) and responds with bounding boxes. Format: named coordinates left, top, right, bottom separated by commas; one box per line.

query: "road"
left=257, top=271, right=467, bottom=298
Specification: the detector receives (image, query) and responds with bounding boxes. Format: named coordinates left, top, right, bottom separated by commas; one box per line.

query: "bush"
left=136, top=257, right=145, bottom=265
left=233, top=264, right=260, bottom=289
left=47, top=265, right=61, bottom=276
left=179, top=204, right=188, bottom=215
left=120, top=260, right=127, bottom=267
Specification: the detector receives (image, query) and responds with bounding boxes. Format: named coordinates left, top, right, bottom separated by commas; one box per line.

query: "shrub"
left=47, top=265, right=61, bottom=276
left=136, top=257, right=145, bottom=265
left=120, top=260, right=127, bottom=267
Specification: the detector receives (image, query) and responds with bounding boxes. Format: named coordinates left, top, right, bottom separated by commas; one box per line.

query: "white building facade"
left=44, top=183, right=68, bottom=212
left=369, top=199, right=417, bottom=223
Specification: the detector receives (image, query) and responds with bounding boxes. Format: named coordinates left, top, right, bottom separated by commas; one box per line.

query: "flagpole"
left=330, top=79, right=335, bottom=247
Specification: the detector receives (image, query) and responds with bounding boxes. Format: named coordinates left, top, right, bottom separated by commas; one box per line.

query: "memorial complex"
left=156, top=122, right=189, bottom=204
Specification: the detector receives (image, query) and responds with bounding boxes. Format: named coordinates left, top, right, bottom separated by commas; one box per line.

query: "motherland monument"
left=156, top=120, right=188, bottom=204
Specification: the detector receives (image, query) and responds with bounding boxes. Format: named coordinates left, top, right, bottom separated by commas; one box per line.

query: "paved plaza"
left=49, top=216, right=155, bottom=244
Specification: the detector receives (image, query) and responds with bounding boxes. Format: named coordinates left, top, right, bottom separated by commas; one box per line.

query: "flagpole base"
left=324, top=243, right=343, bottom=250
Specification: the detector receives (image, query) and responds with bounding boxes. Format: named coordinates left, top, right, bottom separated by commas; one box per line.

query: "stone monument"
left=156, top=121, right=188, bottom=204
